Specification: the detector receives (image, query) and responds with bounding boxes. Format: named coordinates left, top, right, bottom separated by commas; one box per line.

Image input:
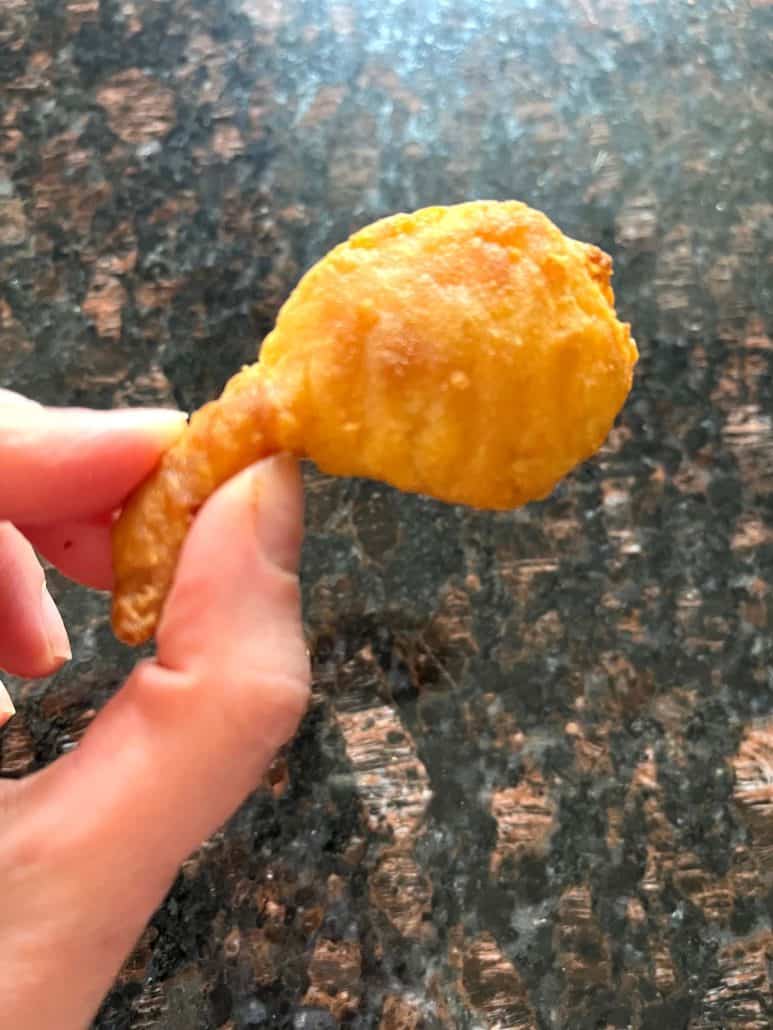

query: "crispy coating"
left=112, top=201, right=637, bottom=644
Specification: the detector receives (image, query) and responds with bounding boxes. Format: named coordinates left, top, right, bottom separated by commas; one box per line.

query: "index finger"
left=0, top=405, right=186, bottom=525
left=0, top=390, right=40, bottom=408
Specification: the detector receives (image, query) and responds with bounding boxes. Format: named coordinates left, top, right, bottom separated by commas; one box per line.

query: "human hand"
left=0, top=390, right=311, bottom=1028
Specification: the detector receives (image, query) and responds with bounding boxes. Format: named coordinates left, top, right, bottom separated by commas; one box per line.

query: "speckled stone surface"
left=2, top=1, right=773, bottom=1027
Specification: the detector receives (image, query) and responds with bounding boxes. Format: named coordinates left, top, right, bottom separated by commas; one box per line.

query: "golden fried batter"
left=112, top=201, right=637, bottom=644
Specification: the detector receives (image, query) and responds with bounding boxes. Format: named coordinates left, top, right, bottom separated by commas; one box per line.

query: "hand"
left=0, top=390, right=310, bottom=1028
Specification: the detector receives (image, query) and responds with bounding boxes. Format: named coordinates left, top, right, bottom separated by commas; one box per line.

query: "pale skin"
left=0, top=389, right=311, bottom=1028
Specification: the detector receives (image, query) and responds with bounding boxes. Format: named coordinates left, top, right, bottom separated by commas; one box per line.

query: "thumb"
left=8, top=457, right=309, bottom=1028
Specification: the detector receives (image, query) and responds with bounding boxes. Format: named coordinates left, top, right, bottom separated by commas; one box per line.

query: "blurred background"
left=1, top=1, right=772, bottom=1027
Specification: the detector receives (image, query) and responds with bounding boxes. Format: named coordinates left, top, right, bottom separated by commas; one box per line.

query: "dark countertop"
left=2, top=1, right=773, bottom=1027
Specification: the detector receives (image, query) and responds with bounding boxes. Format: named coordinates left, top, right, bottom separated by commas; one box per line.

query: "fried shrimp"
left=112, top=201, right=638, bottom=644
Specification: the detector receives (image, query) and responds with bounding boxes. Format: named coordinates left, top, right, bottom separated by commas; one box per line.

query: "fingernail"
left=41, top=583, right=72, bottom=664
left=26, top=406, right=189, bottom=450
left=0, top=389, right=40, bottom=408
left=108, top=408, right=188, bottom=442
left=252, top=455, right=303, bottom=574
left=0, top=678, right=15, bottom=728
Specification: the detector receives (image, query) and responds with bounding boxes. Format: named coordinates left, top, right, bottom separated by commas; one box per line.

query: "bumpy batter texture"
left=112, top=201, right=638, bottom=644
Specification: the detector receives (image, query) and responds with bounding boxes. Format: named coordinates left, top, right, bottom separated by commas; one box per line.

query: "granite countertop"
left=2, top=1, right=772, bottom=1027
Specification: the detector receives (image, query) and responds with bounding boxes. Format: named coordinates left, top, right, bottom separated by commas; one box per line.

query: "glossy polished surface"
left=1, top=1, right=772, bottom=1027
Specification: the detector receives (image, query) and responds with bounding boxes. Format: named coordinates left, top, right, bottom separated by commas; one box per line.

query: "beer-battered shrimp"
left=112, top=201, right=637, bottom=644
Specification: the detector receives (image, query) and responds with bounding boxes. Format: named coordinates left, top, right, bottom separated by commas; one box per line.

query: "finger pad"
left=23, top=521, right=114, bottom=591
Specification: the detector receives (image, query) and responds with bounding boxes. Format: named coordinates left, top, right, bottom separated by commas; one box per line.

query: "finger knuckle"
left=217, top=667, right=311, bottom=755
